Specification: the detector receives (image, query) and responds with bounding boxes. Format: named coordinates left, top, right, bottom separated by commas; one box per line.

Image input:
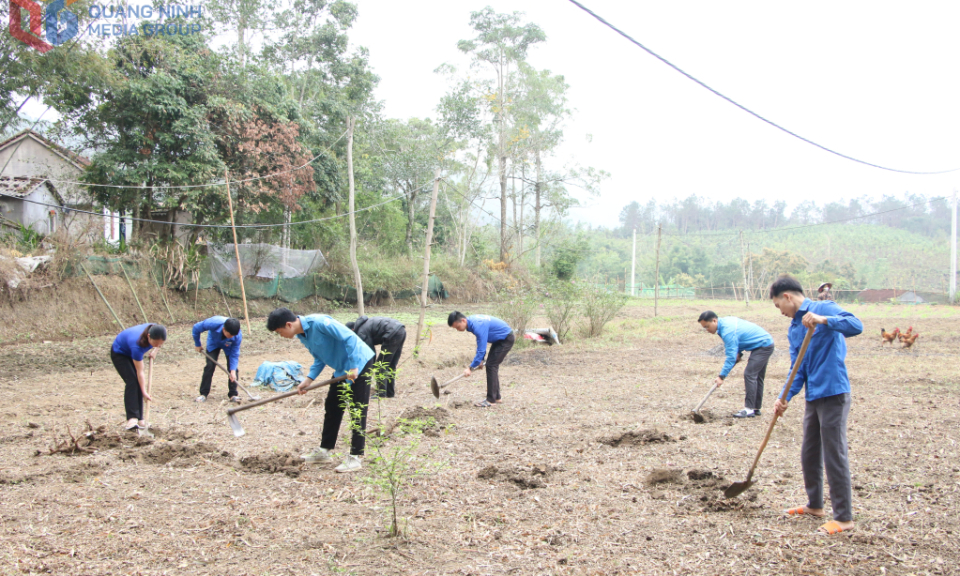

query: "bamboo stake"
left=654, top=224, right=662, bottom=317
left=80, top=262, right=124, bottom=329
left=739, top=230, right=750, bottom=307
left=224, top=169, right=251, bottom=334
left=119, top=263, right=147, bottom=323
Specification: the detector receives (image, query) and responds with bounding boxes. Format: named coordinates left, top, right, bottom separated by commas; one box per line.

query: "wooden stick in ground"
left=80, top=262, right=124, bottom=329
left=224, top=169, right=251, bottom=334
left=416, top=169, right=442, bottom=350
left=119, top=263, right=148, bottom=323
left=725, top=324, right=816, bottom=498
left=345, top=116, right=364, bottom=315
left=152, top=267, right=175, bottom=323
left=218, top=287, right=233, bottom=317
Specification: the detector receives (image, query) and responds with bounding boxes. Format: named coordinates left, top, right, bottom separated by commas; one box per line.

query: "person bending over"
left=111, top=323, right=166, bottom=430
left=698, top=311, right=775, bottom=418
left=346, top=316, right=406, bottom=399
left=448, top=311, right=514, bottom=408
left=267, top=308, right=374, bottom=473
left=192, top=316, right=242, bottom=403
left=770, top=275, right=862, bottom=535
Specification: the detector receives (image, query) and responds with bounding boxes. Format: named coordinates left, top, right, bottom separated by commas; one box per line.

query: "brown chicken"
left=901, top=332, right=920, bottom=349
left=881, top=327, right=900, bottom=344
left=898, top=326, right=914, bottom=342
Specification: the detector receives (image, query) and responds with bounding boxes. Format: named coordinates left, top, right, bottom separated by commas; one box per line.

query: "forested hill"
left=562, top=194, right=954, bottom=293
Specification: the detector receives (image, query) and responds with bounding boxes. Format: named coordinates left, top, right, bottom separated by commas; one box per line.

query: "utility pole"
left=654, top=224, right=662, bottom=317
left=416, top=169, right=442, bottom=351
left=739, top=230, right=750, bottom=307
left=951, top=190, right=957, bottom=303
left=630, top=228, right=637, bottom=296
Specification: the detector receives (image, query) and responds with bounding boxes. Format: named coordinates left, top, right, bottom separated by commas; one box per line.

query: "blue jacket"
left=296, top=314, right=375, bottom=380
left=466, top=315, right=512, bottom=369
left=785, top=299, right=863, bottom=402
left=716, top=317, right=774, bottom=378
left=112, top=323, right=154, bottom=361
left=193, top=316, right=242, bottom=371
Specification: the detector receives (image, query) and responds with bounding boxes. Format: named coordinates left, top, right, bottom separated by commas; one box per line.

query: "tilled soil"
left=1, top=301, right=959, bottom=575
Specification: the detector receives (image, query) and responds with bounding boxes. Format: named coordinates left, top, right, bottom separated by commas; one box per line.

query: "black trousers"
left=742, top=345, right=774, bottom=410
left=111, top=350, right=143, bottom=420
left=375, top=328, right=406, bottom=398
left=484, top=333, right=515, bottom=403
left=198, top=348, right=238, bottom=398
left=320, top=358, right=374, bottom=456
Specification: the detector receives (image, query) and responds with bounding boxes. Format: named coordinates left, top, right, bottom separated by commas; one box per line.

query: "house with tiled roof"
left=0, top=130, right=93, bottom=236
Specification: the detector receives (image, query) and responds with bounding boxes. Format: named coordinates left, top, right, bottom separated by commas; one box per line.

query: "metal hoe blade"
left=724, top=479, right=754, bottom=499
left=430, top=377, right=440, bottom=399
left=227, top=413, right=245, bottom=437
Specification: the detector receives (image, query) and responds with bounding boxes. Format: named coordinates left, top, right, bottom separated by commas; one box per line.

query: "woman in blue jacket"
left=111, top=323, right=167, bottom=430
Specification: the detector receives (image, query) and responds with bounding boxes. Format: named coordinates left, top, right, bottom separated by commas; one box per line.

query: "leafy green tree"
left=457, top=7, right=545, bottom=262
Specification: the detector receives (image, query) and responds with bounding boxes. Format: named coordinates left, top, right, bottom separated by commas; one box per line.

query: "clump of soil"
left=681, top=409, right=718, bottom=424
left=121, top=441, right=227, bottom=466
left=382, top=406, right=451, bottom=436
left=477, top=462, right=556, bottom=489
left=240, top=452, right=304, bottom=477
left=46, top=423, right=122, bottom=456
left=598, top=429, right=673, bottom=447
left=686, top=469, right=716, bottom=482
left=645, top=469, right=684, bottom=486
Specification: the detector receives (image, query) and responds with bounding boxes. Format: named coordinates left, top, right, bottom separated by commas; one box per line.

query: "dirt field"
left=1, top=299, right=958, bottom=575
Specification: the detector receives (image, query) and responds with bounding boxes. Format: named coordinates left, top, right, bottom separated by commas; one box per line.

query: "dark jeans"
left=802, top=393, right=853, bottom=522
left=320, top=358, right=374, bottom=456
left=375, top=328, right=406, bottom=398
left=743, top=345, right=774, bottom=410
left=484, top=333, right=515, bottom=403
left=198, top=348, right=238, bottom=398
left=111, top=350, right=142, bottom=420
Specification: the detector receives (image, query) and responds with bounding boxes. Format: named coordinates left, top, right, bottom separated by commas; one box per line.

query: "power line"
left=0, top=189, right=409, bottom=230
left=566, top=0, right=960, bottom=175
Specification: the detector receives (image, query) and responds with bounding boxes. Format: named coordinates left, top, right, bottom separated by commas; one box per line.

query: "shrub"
left=544, top=281, right=581, bottom=342
left=494, top=289, right=538, bottom=334
left=581, top=279, right=627, bottom=337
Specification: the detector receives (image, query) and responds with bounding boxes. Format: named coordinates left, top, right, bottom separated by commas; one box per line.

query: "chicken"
left=881, top=327, right=900, bottom=345
left=898, top=326, right=914, bottom=343
left=901, top=332, right=920, bottom=349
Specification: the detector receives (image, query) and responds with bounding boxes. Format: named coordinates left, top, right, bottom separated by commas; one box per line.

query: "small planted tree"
left=358, top=357, right=443, bottom=537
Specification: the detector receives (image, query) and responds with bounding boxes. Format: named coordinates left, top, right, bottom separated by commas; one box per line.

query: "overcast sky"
left=348, top=0, right=960, bottom=226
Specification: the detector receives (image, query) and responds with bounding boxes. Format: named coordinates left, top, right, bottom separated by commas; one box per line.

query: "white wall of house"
left=0, top=134, right=84, bottom=203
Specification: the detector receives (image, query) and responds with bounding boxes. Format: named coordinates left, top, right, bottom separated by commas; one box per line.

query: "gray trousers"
left=742, top=345, right=774, bottom=410
left=801, top=393, right=853, bottom=522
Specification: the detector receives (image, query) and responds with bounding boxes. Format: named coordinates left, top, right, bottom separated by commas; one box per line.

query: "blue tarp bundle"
left=251, top=361, right=304, bottom=392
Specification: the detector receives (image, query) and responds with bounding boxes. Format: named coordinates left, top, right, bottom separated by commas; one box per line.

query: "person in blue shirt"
left=448, top=311, right=514, bottom=408
left=192, top=316, right=242, bottom=404
left=267, top=307, right=375, bottom=473
left=770, top=275, right=862, bottom=535
left=698, top=311, right=775, bottom=418
left=111, top=323, right=167, bottom=430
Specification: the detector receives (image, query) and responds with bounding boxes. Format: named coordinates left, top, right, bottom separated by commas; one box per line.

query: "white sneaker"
left=335, top=455, right=362, bottom=473
left=195, top=395, right=207, bottom=403
left=301, top=447, right=332, bottom=463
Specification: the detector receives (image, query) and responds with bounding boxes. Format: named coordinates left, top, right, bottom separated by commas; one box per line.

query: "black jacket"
left=346, top=316, right=405, bottom=349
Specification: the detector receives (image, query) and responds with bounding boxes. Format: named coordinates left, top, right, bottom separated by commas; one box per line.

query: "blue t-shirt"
left=112, top=323, right=154, bottom=361
left=193, top=316, right=242, bottom=371
left=466, top=315, right=512, bottom=369
left=784, top=299, right=863, bottom=402
left=296, top=315, right=375, bottom=380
